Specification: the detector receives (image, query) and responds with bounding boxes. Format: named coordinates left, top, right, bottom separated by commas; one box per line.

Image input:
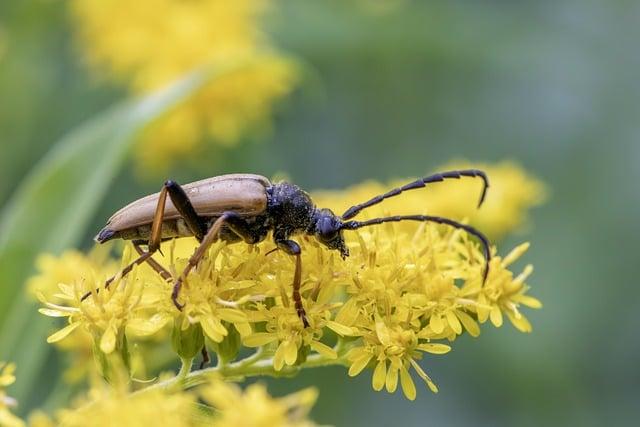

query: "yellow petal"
left=309, top=341, right=337, bottom=359
left=506, top=311, right=532, bottom=333
left=38, top=308, right=71, bottom=318
left=243, top=333, right=277, bottom=347
left=283, top=339, right=298, bottom=366
left=201, top=317, right=227, bottom=343
left=476, top=294, right=490, bottom=322
left=348, top=353, right=373, bottom=377
left=490, top=306, right=503, bottom=327
left=127, top=313, right=170, bottom=336
left=375, top=315, right=391, bottom=346
left=400, top=366, right=417, bottom=400
left=502, top=242, right=530, bottom=267
left=100, top=326, right=117, bottom=354
left=429, top=314, right=444, bottom=334
left=445, top=310, right=462, bottom=335
left=455, top=309, right=480, bottom=337
left=46, top=322, right=79, bottom=343
left=217, top=308, right=247, bottom=323
left=274, top=342, right=286, bottom=371
left=417, top=343, right=451, bottom=354
left=385, top=364, right=399, bottom=393
left=372, top=360, right=386, bottom=391
left=334, top=298, right=359, bottom=326
left=325, top=320, right=354, bottom=336
left=512, top=294, right=542, bottom=309
left=234, top=322, right=252, bottom=337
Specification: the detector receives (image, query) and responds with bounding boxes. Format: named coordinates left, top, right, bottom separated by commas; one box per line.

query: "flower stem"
left=138, top=351, right=349, bottom=396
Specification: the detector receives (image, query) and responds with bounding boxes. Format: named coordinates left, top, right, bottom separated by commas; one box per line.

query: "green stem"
left=173, top=357, right=193, bottom=386
left=137, top=350, right=349, bottom=396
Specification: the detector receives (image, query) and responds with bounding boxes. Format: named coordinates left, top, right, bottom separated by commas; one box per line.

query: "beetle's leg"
left=172, top=212, right=234, bottom=309
left=80, top=248, right=156, bottom=301
left=132, top=241, right=172, bottom=282
left=200, top=346, right=210, bottom=369
left=275, top=239, right=309, bottom=328
left=163, top=180, right=207, bottom=242
left=171, top=212, right=261, bottom=309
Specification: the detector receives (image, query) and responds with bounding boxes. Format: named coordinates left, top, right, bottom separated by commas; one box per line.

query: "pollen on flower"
left=35, top=165, right=542, bottom=401
left=68, top=0, right=299, bottom=173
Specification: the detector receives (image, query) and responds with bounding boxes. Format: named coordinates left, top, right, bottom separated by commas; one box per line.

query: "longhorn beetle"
left=84, top=170, right=491, bottom=327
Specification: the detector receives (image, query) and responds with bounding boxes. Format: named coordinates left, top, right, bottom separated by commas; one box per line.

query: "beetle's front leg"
left=275, top=238, right=309, bottom=328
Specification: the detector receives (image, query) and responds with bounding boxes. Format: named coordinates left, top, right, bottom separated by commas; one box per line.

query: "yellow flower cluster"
left=0, top=362, right=24, bottom=427
left=69, top=0, right=298, bottom=172
left=35, top=163, right=542, bottom=402
left=22, top=374, right=319, bottom=427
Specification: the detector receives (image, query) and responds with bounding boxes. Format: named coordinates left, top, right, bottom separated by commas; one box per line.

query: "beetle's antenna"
left=341, top=169, right=489, bottom=220
left=342, top=215, right=491, bottom=283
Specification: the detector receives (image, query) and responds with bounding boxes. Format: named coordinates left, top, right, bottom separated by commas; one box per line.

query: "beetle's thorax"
left=266, top=182, right=317, bottom=238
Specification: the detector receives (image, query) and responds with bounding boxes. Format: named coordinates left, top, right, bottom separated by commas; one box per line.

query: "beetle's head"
left=311, top=208, right=349, bottom=258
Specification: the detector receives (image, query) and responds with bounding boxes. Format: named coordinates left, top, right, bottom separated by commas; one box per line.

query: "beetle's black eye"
left=316, top=214, right=339, bottom=241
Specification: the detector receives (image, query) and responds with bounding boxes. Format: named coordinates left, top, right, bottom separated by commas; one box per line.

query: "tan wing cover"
left=104, top=174, right=270, bottom=232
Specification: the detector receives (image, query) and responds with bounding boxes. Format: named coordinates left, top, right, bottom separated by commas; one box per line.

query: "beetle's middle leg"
left=274, top=238, right=309, bottom=328
left=81, top=180, right=206, bottom=302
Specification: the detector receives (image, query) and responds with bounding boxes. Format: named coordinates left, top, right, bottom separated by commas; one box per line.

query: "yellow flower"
left=56, top=381, right=196, bottom=427
left=470, top=243, right=542, bottom=333
left=68, top=0, right=298, bottom=172
left=345, top=313, right=451, bottom=400
left=27, top=247, right=117, bottom=305
left=200, top=379, right=319, bottom=427
left=0, top=362, right=25, bottom=427
left=39, top=248, right=170, bottom=355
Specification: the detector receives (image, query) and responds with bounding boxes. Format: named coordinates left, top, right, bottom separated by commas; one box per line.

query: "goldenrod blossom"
left=56, top=381, right=196, bottom=427
left=201, top=380, right=319, bottom=427
left=69, top=0, right=299, bottom=172
left=37, top=163, right=542, bottom=401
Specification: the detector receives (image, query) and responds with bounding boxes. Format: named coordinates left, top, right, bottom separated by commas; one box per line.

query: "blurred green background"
left=1, top=0, right=639, bottom=426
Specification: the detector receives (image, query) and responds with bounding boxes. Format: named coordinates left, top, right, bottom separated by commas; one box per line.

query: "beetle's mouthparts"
left=95, top=228, right=116, bottom=244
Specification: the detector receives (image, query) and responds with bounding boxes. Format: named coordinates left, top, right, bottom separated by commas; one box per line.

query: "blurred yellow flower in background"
left=69, top=0, right=299, bottom=173
left=0, top=362, right=24, bottom=427
left=201, top=380, right=319, bottom=427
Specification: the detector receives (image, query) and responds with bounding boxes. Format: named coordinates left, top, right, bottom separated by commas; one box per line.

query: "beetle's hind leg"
left=171, top=211, right=258, bottom=310
left=81, top=180, right=207, bottom=302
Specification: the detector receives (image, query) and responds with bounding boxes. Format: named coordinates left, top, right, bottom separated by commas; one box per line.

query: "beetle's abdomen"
left=115, top=217, right=195, bottom=241
left=96, top=174, right=271, bottom=243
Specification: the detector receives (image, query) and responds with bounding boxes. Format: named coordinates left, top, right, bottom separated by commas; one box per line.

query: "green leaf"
left=0, top=62, right=242, bottom=412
